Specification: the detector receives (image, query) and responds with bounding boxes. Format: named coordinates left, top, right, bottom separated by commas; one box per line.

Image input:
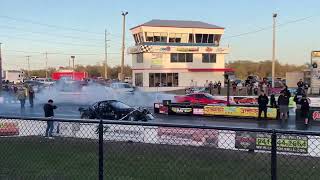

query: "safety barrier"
left=1, top=116, right=320, bottom=180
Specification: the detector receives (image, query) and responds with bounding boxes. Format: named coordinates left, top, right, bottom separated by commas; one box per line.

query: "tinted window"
left=110, top=101, right=131, bottom=109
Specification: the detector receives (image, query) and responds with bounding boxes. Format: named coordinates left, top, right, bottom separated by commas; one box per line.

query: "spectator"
left=204, top=80, right=209, bottom=88
left=270, top=94, right=277, bottom=108
left=217, top=81, right=222, bottom=95
left=297, top=79, right=304, bottom=88
left=28, top=87, right=35, bottom=108
left=278, top=91, right=289, bottom=120
left=253, top=82, right=259, bottom=95
left=300, top=95, right=311, bottom=125
left=44, top=99, right=58, bottom=138
left=17, top=88, right=26, bottom=109
left=190, top=80, right=195, bottom=89
left=232, top=82, right=237, bottom=96
left=208, top=81, right=214, bottom=95
left=258, top=90, right=269, bottom=119
left=237, top=82, right=243, bottom=95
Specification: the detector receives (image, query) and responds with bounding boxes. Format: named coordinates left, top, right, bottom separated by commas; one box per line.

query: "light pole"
left=45, top=52, right=48, bottom=79
left=120, top=11, right=128, bottom=82
left=104, top=29, right=110, bottom=80
left=271, top=13, right=277, bottom=88
left=71, top=55, right=75, bottom=80
left=26, top=56, right=31, bottom=78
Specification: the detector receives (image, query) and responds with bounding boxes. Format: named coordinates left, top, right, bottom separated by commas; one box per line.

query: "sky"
left=0, top=0, right=319, bottom=70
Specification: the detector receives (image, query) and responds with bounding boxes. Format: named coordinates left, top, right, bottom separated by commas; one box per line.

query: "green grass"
left=0, top=136, right=319, bottom=180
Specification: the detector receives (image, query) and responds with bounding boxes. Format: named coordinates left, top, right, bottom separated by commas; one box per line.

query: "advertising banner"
left=157, top=127, right=218, bottom=147
left=0, top=122, right=19, bottom=136
left=204, top=106, right=277, bottom=119
left=232, top=97, right=258, bottom=105
left=151, top=53, right=163, bottom=68
left=169, top=106, right=193, bottom=115
left=193, top=108, right=204, bottom=115
left=235, top=132, right=308, bottom=153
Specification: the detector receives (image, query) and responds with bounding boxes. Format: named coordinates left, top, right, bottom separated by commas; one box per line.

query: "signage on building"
left=176, top=47, right=199, bottom=52
left=151, top=53, right=163, bottom=67
left=203, top=106, right=277, bottom=119
left=312, top=51, right=320, bottom=58
left=159, top=46, right=171, bottom=52
left=235, top=132, right=308, bottom=153
left=205, top=47, right=213, bottom=52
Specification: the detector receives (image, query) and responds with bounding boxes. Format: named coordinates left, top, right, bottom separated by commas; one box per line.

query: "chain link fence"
left=0, top=116, right=320, bottom=180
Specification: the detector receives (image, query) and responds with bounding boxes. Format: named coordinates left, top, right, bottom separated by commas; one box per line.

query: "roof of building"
left=130, top=19, right=224, bottom=30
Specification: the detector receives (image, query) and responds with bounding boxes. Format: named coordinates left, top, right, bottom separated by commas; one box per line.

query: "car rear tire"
left=128, top=115, right=135, bottom=121
left=81, top=113, right=90, bottom=119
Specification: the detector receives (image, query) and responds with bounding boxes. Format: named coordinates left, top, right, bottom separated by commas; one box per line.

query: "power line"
left=223, top=15, right=317, bottom=39
left=0, top=33, right=103, bottom=47
left=5, top=49, right=122, bottom=55
left=0, top=15, right=103, bottom=35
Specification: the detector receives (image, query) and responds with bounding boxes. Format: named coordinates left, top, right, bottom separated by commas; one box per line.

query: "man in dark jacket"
left=297, top=79, right=304, bottom=88
left=278, top=91, right=289, bottom=120
left=258, top=90, right=269, bottom=119
left=44, top=99, right=57, bottom=138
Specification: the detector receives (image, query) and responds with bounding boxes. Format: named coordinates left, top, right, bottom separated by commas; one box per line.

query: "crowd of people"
left=257, top=79, right=311, bottom=125
left=1, top=82, right=35, bottom=109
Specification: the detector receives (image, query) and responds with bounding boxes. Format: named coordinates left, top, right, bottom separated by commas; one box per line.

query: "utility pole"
left=121, top=11, right=128, bottom=82
left=45, top=52, right=48, bottom=79
left=272, top=13, right=277, bottom=88
left=26, top=55, right=31, bottom=78
left=0, top=43, right=3, bottom=92
left=104, top=29, right=110, bottom=80
left=71, top=56, right=75, bottom=80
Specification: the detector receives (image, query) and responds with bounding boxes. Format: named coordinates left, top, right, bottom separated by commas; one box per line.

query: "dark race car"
left=79, top=100, right=154, bottom=121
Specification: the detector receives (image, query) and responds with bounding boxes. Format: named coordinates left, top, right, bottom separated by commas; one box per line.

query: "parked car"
left=79, top=100, right=154, bottom=121
left=174, top=93, right=227, bottom=105
left=108, top=82, right=135, bottom=93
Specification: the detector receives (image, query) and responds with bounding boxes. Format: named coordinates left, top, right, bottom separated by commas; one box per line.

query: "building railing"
left=0, top=116, right=320, bottom=180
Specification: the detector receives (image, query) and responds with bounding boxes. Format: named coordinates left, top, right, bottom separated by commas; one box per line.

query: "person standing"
left=217, top=81, right=222, bottom=95
left=278, top=91, right=289, bottom=120
left=17, top=88, right=26, bottom=109
left=297, top=79, right=304, bottom=88
left=258, top=91, right=269, bottom=119
left=44, top=99, right=58, bottom=138
left=204, top=80, right=209, bottom=92
left=300, top=95, right=311, bottom=125
left=232, top=82, right=237, bottom=96
left=208, top=81, right=214, bottom=95
left=28, top=87, right=35, bottom=108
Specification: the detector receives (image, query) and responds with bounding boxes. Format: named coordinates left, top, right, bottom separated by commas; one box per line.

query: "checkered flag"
left=139, top=45, right=152, bottom=52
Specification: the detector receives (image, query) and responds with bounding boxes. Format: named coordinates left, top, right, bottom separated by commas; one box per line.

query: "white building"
left=128, top=19, right=231, bottom=92
left=3, top=70, right=24, bottom=84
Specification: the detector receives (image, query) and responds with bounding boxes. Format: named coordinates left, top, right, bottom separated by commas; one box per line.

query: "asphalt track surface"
left=1, top=102, right=319, bottom=131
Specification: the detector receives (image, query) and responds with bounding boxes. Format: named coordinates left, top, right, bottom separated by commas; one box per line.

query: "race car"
left=174, top=93, right=227, bottom=105
left=78, top=100, right=154, bottom=121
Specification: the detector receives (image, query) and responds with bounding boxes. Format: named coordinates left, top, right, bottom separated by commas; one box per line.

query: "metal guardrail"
left=0, top=116, right=320, bottom=180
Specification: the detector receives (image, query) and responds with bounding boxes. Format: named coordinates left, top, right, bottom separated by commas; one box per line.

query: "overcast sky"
left=0, top=0, right=319, bottom=70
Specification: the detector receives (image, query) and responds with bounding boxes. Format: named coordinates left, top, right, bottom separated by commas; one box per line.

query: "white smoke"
left=34, top=83, right=175, bottom=107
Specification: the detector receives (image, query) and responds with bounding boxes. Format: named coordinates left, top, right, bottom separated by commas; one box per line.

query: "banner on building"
left=235, top=132, right=308, bottom=153
left=204, top=106, right=277, bottom=119
left=151, top=53, right=163, bottom=67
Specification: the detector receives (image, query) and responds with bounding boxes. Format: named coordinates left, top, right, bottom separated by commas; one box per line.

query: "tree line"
left=29, top=65, right=133, bottom=79
left=226, top=60, right=307, bottom=79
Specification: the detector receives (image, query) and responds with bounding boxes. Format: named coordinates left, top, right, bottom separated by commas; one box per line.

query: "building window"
left=188, top=34, right=194, bottom=43
left=202, top=54, right=216, bottom=63
left=195, top=34, right=215, bottom=43
left=135, top=73, right=143, bottom=87
left=145, top=32, right=167, bottom=42
left=169, top=33, right=188, bottom=43
left=136, top=53, right=143, bottom=63
left=170, top=53, right=193, bottom=63
left=149, top=73, right=179, bottom=87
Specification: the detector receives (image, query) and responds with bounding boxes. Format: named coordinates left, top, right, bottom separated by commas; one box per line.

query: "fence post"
left=271, top=129, right=277, bottom=180
left=98, top=120, right=104, bottom=180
